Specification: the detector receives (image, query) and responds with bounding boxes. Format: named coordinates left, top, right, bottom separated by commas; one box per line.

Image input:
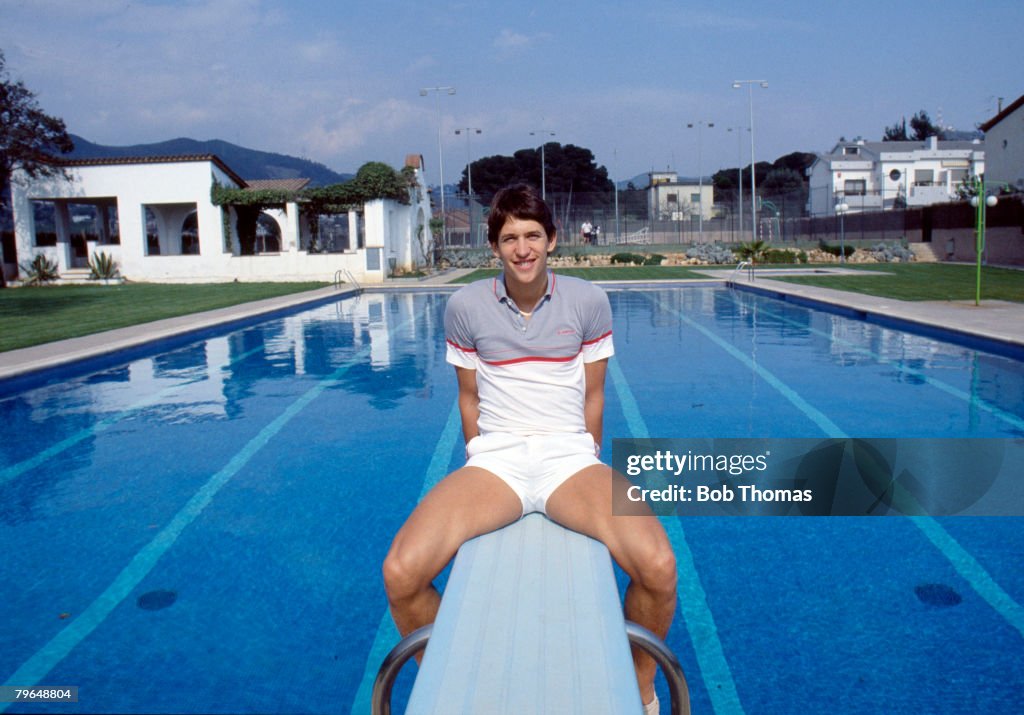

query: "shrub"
left=642, top=253, right=665, bottom=266
left=610, top=252, right=645, bottom=265
left=762, top=248, right=798, bottom=264
left=818, top=241, right=855, bottom=258
left=21, top=254, right=60, bottom=285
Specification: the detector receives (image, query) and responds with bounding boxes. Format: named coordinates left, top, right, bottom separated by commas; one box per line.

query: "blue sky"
left=2, top=0, right=1021, bottom=184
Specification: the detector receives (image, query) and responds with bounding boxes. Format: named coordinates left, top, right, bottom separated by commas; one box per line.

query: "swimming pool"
left=1, top=286, right=1022, bottom=714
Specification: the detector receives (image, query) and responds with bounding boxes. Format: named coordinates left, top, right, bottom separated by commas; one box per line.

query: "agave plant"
left=21, top=254, right=60, bottom=285
left=89, top=251, right=120, bottom=282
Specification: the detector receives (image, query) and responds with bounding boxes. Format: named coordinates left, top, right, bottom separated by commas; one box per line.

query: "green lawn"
left=452, top=263, right=1024, bottom=303
left=450, top=265, right=716, bottom=283
left=773, top=263, right=1024, bottom=303
left=0, top=282, right=328, bottom=353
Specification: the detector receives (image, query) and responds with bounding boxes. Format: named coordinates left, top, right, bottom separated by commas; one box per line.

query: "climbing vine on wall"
left=210, top=161, right=415, bottom=255
left=210, top=161, right=415, bottom=214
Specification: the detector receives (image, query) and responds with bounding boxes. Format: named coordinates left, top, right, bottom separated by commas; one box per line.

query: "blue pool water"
left=1, top=286, right=1022, bottom=714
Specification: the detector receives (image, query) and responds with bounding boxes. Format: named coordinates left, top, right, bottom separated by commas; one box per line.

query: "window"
left=843, top=146, right=860, bottom=155
left=666, top=193, right=677, bottom=203
left=889, top=169, right=902, bottom=182
left=843, top=179, right=866, bottom=196
left=690, top=194, right=700, bottom=204
left=181, top=212, right=200, bottom=255
left=914, top=169, right=934, bottom=186
left=31, top=200, right=57, bottom=246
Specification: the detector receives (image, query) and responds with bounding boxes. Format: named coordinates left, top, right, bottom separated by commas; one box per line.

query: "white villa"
left=5, top=153, right=432, bottom=284
left=806, top=136, right=985, bottom=216
left=646, top=170, right=715, bottom=221
left=979, top=93, right=1024, bottom=192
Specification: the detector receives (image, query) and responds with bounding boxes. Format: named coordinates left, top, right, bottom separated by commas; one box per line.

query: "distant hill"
left=66, top=135, right=353, bottom=187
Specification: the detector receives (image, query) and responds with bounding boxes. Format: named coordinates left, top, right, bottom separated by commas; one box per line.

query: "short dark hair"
left=487, top=184, right=556, bottom=244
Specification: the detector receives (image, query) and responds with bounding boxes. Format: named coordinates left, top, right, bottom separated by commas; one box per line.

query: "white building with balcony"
left=646, top=170, right=715, bottom=221
left=806, top=136, right=984, bottom=216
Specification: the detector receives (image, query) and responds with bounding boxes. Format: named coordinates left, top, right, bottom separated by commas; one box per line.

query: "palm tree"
left=736, top=239, right=770, bottom=266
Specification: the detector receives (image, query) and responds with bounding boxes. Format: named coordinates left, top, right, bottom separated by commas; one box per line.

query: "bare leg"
left=383, top=466, right=523, bottom=637
left=545, top=465, right=677, bottom=705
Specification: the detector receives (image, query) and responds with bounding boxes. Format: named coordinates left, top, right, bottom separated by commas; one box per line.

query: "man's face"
left=490, top=217, right=557, bottom=288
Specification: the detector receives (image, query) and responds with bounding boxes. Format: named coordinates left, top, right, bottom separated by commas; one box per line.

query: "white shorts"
left=465, top=432, right=603, bottom=515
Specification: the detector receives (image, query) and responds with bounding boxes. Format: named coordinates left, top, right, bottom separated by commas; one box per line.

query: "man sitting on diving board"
left=383, top=183, right=677, bottom=715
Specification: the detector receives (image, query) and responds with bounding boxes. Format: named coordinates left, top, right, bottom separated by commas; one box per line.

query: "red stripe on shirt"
left=582, top=329, right=613, bottom=346
left=446, top=338, right=477, bottom=353
left=482, top=353, right=579, bottom=367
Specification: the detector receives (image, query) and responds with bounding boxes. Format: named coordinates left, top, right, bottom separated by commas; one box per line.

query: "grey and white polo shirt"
left=444, top=271, right=614, bottom=436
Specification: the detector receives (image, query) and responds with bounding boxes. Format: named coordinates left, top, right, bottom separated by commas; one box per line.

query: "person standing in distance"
left=383, top=184, right=676, bottom=714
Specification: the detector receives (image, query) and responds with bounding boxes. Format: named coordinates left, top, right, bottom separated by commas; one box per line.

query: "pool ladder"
left=334, top=268, right=360, bottom=290
left=733, top=260, right=754, bottom=282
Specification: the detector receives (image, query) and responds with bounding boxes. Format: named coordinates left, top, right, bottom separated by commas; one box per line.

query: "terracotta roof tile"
left=244, top=178, right=311, bottom=192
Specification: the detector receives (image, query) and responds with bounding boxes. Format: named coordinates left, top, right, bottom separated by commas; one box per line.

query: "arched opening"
left=181, top=212, right=200, bottom=255
left=256, top=212, right=282, bottom=253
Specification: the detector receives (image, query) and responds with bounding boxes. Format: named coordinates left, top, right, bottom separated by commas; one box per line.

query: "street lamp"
left=969, top=176, right=999, bottom=305
left=420, top=86, right=456, bottom=251
left=835, top=201, right=849, bottom=263
left=732, top=80, right=768, bottom=243
left=455, top=127, right=482, bottom=246
left=530, top=129, right=556, bottom=200
left=728, top=127, right=746, bottom=242
left=687, top=120, right=714, bottom=242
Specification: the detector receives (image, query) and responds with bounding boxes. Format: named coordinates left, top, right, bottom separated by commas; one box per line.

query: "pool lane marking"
left=348, top=400, right=462, bottom=715
left=0, top=342, right=268, bottom=488
left=0, top=325, right=398, bottom=703
left=648, top=295, right=845, bottom=437
left=609, top=357, right=746, bottom=715
left=727, top=291, right=1024, bottom=433
left=650, top=293, right=1024, bottom=640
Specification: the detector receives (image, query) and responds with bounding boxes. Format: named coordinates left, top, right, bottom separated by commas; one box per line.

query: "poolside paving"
left=724, top=270, right=1024, bottom=348
left=1, top=271, right=1022, bottom=381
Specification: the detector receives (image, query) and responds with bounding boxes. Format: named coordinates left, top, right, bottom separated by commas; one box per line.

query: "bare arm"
left=455, top=366, right=481, bottom=444
left=583, top=358, right=608, bottom=450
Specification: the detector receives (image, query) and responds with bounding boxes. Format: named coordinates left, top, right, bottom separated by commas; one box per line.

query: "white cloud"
left=301, top=98, right=420, bottom=156
left=494, top=29, right=531, bottom=50
left=492, top=28, right=549, bottom=53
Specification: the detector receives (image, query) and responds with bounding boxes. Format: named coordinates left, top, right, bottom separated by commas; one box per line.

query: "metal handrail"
left=371, top=620, right=690, bottom=715
left=626, top=621, right=691, bottom=715
left=371, top=624, right=432, bottom=715
left=334, top=268, right=361, bottom=290
left=734, top=259, right=754, bottom=281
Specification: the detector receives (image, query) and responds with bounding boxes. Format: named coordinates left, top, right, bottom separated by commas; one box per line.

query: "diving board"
left=373, top=513, right=689, bottom=714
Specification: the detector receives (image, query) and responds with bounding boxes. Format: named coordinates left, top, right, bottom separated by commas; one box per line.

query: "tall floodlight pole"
left=455, top=127, right=482, bottom=245
left=732, top=80, right=768, bottom=243
left=614, top=148, right=620, bottom=243
left=687, top=121, right=714, bottom=242
left=530, top=129, right=556, bottom=200
left=420, top=86, right=456, bottom=250
left=728, top=127, right=746, bottom=242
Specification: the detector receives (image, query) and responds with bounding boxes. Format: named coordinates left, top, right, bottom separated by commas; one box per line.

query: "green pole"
left=975, top=176, right=984, bottom=306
